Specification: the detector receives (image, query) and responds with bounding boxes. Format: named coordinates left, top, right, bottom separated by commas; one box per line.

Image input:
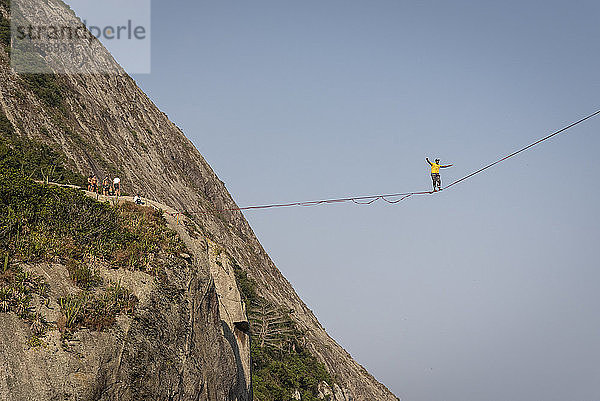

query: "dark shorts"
left=431, top=173, right=441, bottom=184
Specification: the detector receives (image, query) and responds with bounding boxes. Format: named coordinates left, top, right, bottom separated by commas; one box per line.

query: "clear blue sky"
left=120, top=1, right=599, bottom=399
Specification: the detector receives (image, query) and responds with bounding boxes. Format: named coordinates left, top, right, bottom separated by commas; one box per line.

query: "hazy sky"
left=95, top=1, right=600, bottom=399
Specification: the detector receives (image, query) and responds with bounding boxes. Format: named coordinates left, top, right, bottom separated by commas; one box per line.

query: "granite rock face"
left=0, top=0, right=398, bottom=400
left=0, top=209, right=250, bottom=401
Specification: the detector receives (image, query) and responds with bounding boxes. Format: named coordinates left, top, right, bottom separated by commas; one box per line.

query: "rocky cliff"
left=0, top=193, right=250, bottom=400
left=0, top=0, right=399, bottom=400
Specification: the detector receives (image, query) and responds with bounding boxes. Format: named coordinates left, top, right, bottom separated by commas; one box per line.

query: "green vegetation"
left=0, top=10, right=9, bottom=49
left=58, top=281, right=136, bottom=333
left=233, top=261, right=333, bottom=401
left=0, top=135, right=86, bottom=186
left=0, top=107, right=14, bottom=137
left=21, top=74, right=64, bottom=108
left=252, top=344, right=333, bottom=401
left=0, top=169, right=185, bottom=270
left=0, top=129, right=186, bottom=281
left=130, top=129, right=139, bottom=142
left=27, top=334, right=47, bottom=348
left=233, top=262, right=258, bottom=312
left=0, top=113, right=86, bottom=186
left=65, top=260, right=102, bottom=289
left=0, top=256, right=49, bottom=320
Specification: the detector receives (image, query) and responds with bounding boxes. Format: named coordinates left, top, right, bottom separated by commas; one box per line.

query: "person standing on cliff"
left=102, top=176, right=111, bottom=196
left=426, top=157, right=453, bottom=192
left=113, top=176, right=121, bottom=197
left=90, top=175, right=98, bottom=193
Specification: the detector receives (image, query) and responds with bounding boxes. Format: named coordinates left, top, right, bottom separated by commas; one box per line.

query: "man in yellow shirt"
left=426, top=157, right=453, bottom=191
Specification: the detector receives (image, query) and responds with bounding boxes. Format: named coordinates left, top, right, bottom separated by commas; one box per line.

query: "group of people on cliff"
left=87, top=174, right=121, bottom=197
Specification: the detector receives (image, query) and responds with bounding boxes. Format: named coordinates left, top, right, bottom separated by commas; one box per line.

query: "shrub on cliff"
left=0, top=125, right=86, bottom=187
left=21, top=74, right=64, bottom=108
left=0, top=16, right=9, bottom=49
left=233, top=260, right=333, bottom=400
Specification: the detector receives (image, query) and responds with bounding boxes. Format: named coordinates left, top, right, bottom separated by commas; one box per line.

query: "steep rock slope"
left=0, top=172, right=251, bottom=400
left=0, top=1, right=398, bottom=399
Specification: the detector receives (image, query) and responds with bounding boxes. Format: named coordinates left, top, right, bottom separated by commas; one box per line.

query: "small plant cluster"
left=58, top=281, right=137, bottom=334
left=0, top=253, right=49, bottom=319
left=233, top=261, right=258, bottom=312
left=20, top=74, right=64, bottom=108
left=65, top=259, right=102, bottom=289
left=0, top=0, right=10, bottom=49
left=233, top=260, right=333, bottom=401
left=0, top=16, right=8, bottom=50
left=0, top=108, right=15, bottom=137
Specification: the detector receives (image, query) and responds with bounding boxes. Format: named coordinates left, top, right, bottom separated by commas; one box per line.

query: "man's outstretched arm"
left=426, top=157, right=432, bottom=166
left=440, top=164, right=453, bottom=168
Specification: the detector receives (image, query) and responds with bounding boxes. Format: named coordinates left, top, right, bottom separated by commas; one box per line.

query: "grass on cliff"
left=0, top=127, right=185, bottom=272
left=1, top=114, right=86, bottom=187
left=233, top=262, right=334, bottom=401
left=0, top=108, right=13, bottom=137
left=0, top=170, right=187, bottom=339
left=0, top=10, right=9, bottom=49
left=0, top=255, right=49, bottom=320
left=251, top=342, right=333, bottom=401
left=0, top=0, right=10, bottom=50
left=21, top=74, right=65, bottom=108
left=58, top=281, right=136, bottom=332
left=0, top=169, right=185, bottom=272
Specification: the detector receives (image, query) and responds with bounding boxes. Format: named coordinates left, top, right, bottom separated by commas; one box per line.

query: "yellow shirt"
left=431, top=163, right=440, bottom=174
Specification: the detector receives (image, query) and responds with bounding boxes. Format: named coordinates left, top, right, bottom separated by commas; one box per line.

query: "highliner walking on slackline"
left=426, top=157, right=453, bottom=192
